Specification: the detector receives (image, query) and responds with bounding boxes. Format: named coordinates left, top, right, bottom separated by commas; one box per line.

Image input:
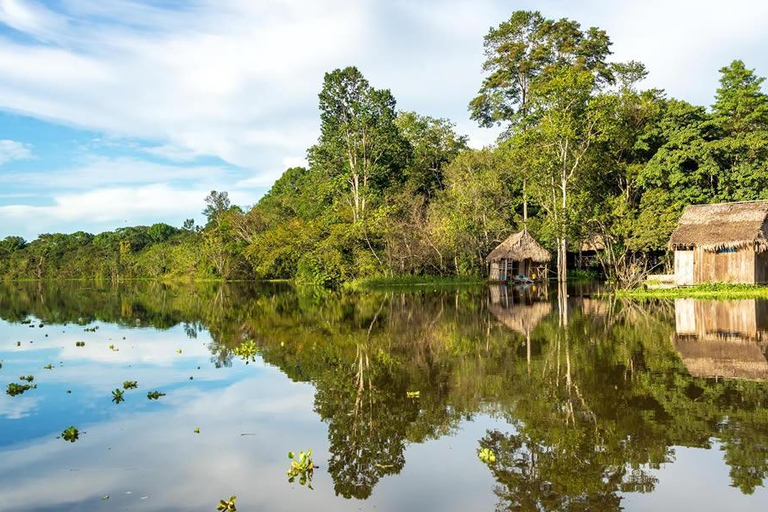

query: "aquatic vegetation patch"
left=112, top=388, right=125, bottom=404
left=234, top=339, right=259, bottom=363
left=123, top=381, right=138, bottom=390
left=478, top=448, right=496, bottom=464
left=19, top=375, right=34, bottom=382
left=61, top=426, right=80, bottom=443
left=217, top=496, right=237, bottom=511
left=147, top=391, right=166, bottom=400
left=7, top=382, right=36, bottom=396
left=43, top=364, right=53, bottom=370
left=84, top=326, right=99, bottom=332
left=287, top=450, right=317, bottom=489
left=76, top=341, right=85, bottom=347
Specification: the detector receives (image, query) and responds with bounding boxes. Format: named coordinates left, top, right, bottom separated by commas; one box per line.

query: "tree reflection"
left=2, top=282, right=768, bottom=503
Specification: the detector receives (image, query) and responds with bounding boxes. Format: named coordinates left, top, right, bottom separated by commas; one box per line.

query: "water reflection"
left=0, top=282, right=767, bottom=510
left=674, top=299, right=768, bottom=380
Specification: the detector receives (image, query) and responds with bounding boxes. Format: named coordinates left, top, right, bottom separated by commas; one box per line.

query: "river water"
left=0, top=281, right=767, bottom=511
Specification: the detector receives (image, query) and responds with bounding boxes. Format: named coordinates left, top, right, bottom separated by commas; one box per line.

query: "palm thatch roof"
left=669, top=200, right=768, bottom=252
left=580, top=234, right=606, bottom=252
left=486, top=230, right=551, bottom=263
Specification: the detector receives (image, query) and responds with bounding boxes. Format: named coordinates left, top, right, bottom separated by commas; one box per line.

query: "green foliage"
left=216, top=496, right=237, bottom=511
left=3, top=11, right=768, bottom=287
left=478, top=447, right=496, bottom=464
left=61, top=426, right=80, bottom=443
left=111, top=388, right=125, bottom=404
left=233, top=339, right=259, bottom=364
left=617, top=283, right=768, bottom=300
left=6, top=382, right=36, bottom=396
left=123, top=381, right=138, bottom=390
left=287, top=450, right=317, bottom=489
left=147, top=391, right=166, bottom=400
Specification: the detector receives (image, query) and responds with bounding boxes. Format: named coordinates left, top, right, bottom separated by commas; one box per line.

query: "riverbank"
left=345, top=275, right=484, bottom=291
left=615, top=283, right=768, bottom=300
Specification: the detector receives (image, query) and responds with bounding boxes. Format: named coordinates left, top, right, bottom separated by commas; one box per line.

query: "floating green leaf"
left=61, top=426, right=80, bottom=443
left=234, top=339, right=259, bottom=364
left=112, top=388, right=125, bottom=404
left=216, top=495, right=237, bottom=511
left=286, top=450, right=317, bottom=489
left=478, top=447, right=496, bottom=464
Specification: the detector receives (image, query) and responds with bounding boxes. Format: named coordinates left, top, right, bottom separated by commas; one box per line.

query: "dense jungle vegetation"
left=3, top=10, right=768, bottom=286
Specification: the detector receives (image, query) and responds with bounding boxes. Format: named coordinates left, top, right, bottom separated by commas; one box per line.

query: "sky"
left=1, top=0, right=767, bottom=240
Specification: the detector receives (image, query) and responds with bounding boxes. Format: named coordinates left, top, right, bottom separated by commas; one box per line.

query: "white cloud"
left=236, top=155, right=306, bottom=188
left=0, top=139, right=32, bottom=165
left=0, top=156, right=229, bottom=188
left=0, top=0, right=365, bottom=173
left=0, top=183, right=252, bottom=226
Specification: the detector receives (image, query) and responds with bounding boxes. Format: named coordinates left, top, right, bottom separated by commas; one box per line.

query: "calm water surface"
left=1, top=282, right=767, bottom=511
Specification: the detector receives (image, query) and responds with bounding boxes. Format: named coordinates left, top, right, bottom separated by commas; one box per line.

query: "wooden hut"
left=486, top=230, right=551, bottom=282
left=669, top=200, right=768, bottom=285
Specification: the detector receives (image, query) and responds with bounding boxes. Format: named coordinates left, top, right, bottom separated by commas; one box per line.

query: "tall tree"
left=713, top=60, right=768, bottom=134
left=310, top=66, right=410, bottom=222
left=471, top=11, right=613, bottom=281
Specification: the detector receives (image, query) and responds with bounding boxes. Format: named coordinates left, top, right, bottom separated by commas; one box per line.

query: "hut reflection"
left=489, top=284, right=553, bottom=369
left=673, top=299, right=768, bottom=380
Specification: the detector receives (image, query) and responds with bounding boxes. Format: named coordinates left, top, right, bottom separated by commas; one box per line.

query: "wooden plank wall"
left=695, top=247, right=755, bottom=284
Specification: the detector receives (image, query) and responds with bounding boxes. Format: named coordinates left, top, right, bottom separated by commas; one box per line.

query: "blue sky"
left=1, top=0, right=767, bottom=240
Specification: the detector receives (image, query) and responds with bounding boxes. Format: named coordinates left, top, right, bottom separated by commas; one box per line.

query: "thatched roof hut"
left=670, top=201, right=768, bottom=285
left=486, top=230, right=551, bottom=263
left=486, top=230, right=551, bottom=282
left=670, top=200, right=768, bottom=252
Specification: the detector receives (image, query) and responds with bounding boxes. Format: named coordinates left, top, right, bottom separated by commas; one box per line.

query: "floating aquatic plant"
left=61, top=426, right=80, bottom=443
left=147, top=391, right=166, bottom=400
left=478, top=447, right=496, bottom=464
left=216, top=495, right=237, bottom=511
left=123, top=381, right=138, bottom=390
left=43, top=364, right=53, bottom=370
left=84, top=326, right=99, bottom=332
left=76, top=341, right=85, bottom=347
left=108, top=344, right=119, bottom=352
left=287, top=450, right=317, bottom=489
left=234, top=339, right=259, bottom=364
left=19, top=375, right=34, bottom=382
left=112, top=388, right=125, bottom=404
left=6, top=383, right=36, bottom=396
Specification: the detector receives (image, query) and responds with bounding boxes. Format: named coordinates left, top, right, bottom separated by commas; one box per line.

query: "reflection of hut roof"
left=674, top=335, right=768, bottom=381
left=669, top=200, right=768, bottom=251
left=490, top=302, right=553, bottom=336
left=580, top=234, right=606, bottom=252
left=486, top=230, right=551, bottom=263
